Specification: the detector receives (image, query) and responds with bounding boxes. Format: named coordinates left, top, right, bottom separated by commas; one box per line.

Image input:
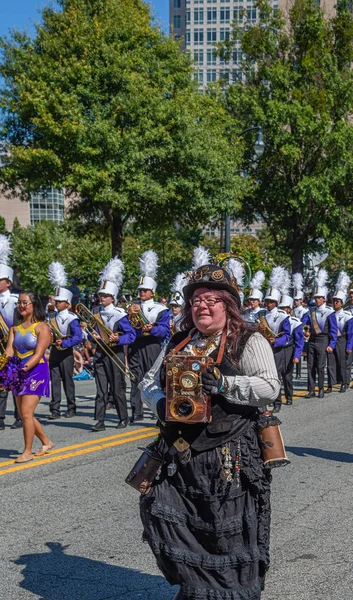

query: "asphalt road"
left=0, top=375, right=352, bottom=600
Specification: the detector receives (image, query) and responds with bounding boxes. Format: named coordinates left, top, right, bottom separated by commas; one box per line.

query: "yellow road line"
left=0, top=426, right=156, bottom=468
left=0, top=430, right=158, bottom=476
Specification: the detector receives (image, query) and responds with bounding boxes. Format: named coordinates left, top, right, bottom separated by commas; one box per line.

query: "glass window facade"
left=30, top=187, right=65, bottom=226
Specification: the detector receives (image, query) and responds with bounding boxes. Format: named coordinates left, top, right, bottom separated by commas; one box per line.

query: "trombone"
left=76, top=303, right=135, bottom=381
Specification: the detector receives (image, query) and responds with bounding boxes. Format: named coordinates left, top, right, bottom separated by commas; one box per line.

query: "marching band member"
left=0, top=235, right=21, bottom=430
left=48, top=262, right=82, bottom=419
left=128, top=250, right=170, bottom=423
left=326, top=271, right=353, bottom=394
left=278, top=285, right=305, bottom=406
left=242, top=270, right=265, bottom=323
left=292, top=273, right=308, bottom=379
left=292, top=273, right=309, bottom=320
left=262, top=267, right=291, bottom=412
left=302, top=269, right=338, bottom=398
left=169, top=273, right=187, bottom=335
left=91, top=258, right=136, bottom=431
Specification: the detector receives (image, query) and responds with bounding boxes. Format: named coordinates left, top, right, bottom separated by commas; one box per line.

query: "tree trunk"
left=291, top=243, right=304, bottom=274
left=111, top=213, right=124, bottom=257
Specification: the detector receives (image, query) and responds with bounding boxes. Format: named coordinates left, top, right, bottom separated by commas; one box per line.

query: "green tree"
left=0, top=0, right=247, bottom=256
left=10, top=220, right=110, bottom=295
left=220, top=0, right=353, bottom=273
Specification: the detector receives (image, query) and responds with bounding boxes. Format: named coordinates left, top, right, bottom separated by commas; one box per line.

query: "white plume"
left=139, top=250, right=159, bottom=279
left=268, top=266, right=285, bottom=290
left=100, top=257, right=124, bottom=292
left=336, top=270, right=350, bottom=293
left=292, top=273, right=304, bottom=293
left=315, top=268, right=328, bottom=288
left=280, top=269, right=292, bottom=295
left=191, top=246, right=211, bottom=270
left=250, top=270, right=265, bottom=291
left=48, top=262, right=68, bottom=287
left=171, top=273, right=188, bottom=295
left=226, top=258, right=245, bottom=288
left=0, top=235, right=12, bottom=266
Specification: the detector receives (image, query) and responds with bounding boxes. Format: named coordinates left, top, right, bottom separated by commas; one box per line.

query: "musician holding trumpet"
left=89, top=257, right=136, bottom=432
left=128, top=250, right=170, bottom=423
left=47, top=262, right=82, bottom=420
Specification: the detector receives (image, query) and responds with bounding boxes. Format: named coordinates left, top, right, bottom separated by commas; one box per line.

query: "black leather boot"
left=318, top=388, right=324, bottom=398
left=305, top=391, right=315, bottom=398
left=324, top=387, right=332, bottom=394
left=339, top=384, right=348, bottom=393
left=91, top=420, right=105, bottom=432
left=285, top=397, right=292, bottom=405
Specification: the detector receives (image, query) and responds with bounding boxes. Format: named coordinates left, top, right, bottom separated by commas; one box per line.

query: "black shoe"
left=0, top=422, right=5, bottom=431
left=324, top=387, right=332, bottom=394
left=318, top=388, right=324, bottom=398
left=305, top=391, right=316, bottom=398
left=10, top=419, right=22, bottom=429
left=130, top=413, right=144, bottom=423
left=272, top=403, right=282, bottom=413
left=48, top=413, right=61, bottom=420
left=64, top=411, right=76, bottom=418
left=116, top=419, right=129, bottom=429
left=91, top=420, right=105, bottom=432
left=339, top=384, right=348, bottom=393
left=285, top=397, right=293, bottom=405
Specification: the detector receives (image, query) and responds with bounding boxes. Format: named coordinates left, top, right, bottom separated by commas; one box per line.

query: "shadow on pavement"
left=15, top=541, right=174, bottom=600
left=286, top=446, right=353, bottom=463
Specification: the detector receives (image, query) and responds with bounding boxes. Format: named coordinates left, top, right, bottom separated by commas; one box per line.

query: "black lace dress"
left=140, top=331, right=274, bottom=600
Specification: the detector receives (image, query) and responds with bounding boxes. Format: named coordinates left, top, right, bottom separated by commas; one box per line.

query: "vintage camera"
left=164, top=354, right=213, bottom=424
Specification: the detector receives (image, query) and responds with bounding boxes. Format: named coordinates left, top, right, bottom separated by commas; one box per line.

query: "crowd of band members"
left=1, top=257, right=353, bottom=432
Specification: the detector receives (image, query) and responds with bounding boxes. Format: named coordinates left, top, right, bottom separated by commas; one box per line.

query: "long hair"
left=180, top=289, right=256, bottom=363
left=17, top=292, right=46, bottom=324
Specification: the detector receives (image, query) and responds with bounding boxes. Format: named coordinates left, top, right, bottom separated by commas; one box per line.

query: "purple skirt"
left=16, top=357, right=50, bottom=398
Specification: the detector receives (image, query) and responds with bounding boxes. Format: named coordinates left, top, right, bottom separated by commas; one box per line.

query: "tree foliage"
left=220, top=0, right=353, bottom=273
left=0, top=0, right=248, bottom=256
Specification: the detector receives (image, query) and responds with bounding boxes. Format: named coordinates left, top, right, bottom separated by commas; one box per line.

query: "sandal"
left=15, top=453, right=34, bottom=464
left=34, top=442, right=55, bottom=457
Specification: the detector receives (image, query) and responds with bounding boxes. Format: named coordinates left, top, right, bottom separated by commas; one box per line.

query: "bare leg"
left=15, top=395, right=52, bottom=461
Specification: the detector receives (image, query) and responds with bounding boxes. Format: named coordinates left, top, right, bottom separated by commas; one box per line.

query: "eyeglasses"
left=190, top=297, right=223, bottom=308
left=18, top=302, right=32, bottom=307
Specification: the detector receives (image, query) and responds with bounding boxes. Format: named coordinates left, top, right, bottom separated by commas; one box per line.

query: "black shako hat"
left=183, top=264, right=241, bottom=308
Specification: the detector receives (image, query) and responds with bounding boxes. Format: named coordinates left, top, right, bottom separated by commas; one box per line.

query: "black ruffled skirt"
left=140, top=422, right=272, bottom=600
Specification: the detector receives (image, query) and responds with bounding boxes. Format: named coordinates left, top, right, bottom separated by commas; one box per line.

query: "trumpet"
left=255, top=315, right=283, bottom=341
left=47, top=316, right=67, bottom=351
left=0, top=314, right=9, bottom=355
left=127, top=301, right=152, bottom=336
left=303, top=324, right=311, bottom=339
left=76, top=303, right=135, bottom=381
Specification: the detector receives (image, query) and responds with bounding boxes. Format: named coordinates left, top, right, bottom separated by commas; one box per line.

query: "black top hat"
left=183, top=264, right=241, bottom=307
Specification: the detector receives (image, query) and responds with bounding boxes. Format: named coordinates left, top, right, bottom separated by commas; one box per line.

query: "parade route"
left=0, top=379, right=352, bottom=600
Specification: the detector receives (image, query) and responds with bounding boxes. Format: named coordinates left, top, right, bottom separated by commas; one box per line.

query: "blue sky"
left=0, top=1, right=169, bottom=38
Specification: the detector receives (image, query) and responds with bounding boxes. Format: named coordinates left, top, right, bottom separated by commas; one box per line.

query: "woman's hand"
left=21, top=362, right=31, bottom=372
left=202, top=367, right=223, bottom=395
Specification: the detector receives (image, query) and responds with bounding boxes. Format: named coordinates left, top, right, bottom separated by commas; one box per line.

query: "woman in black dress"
left=140, top=262, right=281, bottom=600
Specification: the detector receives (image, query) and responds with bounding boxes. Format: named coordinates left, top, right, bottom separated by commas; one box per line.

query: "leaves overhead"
left=0, top=0, right=248, bottom=256
left=220, top=0, right=353, bottom=272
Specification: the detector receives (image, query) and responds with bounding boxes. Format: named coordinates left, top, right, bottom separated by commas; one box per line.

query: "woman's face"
left=191, top=288, right=227, bottom=335
left=18, top=293, right=34, bottom=319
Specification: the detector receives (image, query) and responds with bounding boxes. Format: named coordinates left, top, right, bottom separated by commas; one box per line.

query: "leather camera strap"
left=215, top=329, right=227, bottom=365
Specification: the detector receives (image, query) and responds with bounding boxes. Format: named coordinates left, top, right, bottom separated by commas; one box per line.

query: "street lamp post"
left=224, top=126, right=265, bottom=253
